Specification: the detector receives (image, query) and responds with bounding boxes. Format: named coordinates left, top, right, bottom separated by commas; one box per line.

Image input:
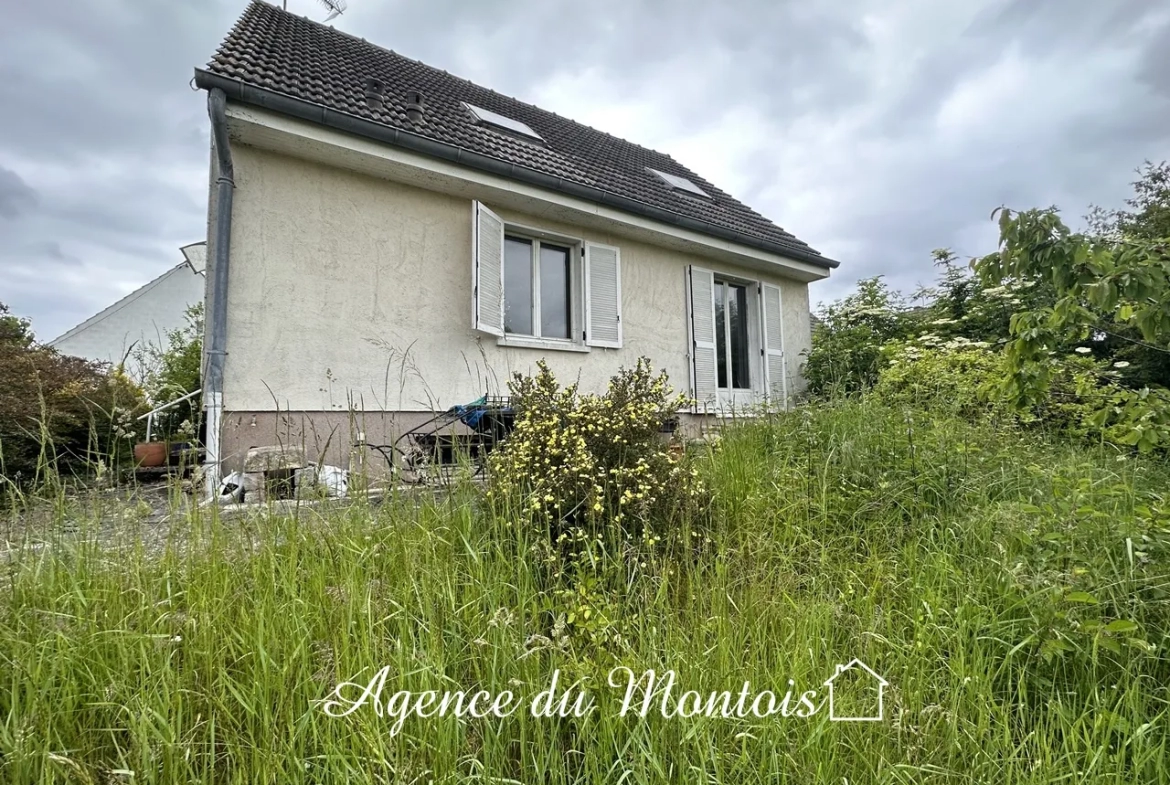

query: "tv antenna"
left=283, top=0, right=347, bottom=21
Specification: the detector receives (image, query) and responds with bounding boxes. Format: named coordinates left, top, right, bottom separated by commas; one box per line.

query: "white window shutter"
left=584, top=242, right=622, bottom=348
left=472, top=201, right=504, bottom=336
left=687, top=266, right=718, bottom=404
left=761, top=282, right=788, bottom=407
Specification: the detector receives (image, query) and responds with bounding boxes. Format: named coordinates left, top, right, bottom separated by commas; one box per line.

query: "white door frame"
left=711, top=274, right=761, bottom=411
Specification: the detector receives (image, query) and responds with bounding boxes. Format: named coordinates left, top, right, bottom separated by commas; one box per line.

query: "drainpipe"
left=204, top=87, right=234, bottom=500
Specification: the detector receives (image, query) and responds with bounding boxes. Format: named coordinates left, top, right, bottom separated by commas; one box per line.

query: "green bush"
left=804, top=277, right=911, bottom=395
left=488, top=359, right=707, bottom=559
left=486, top=359, right=709, bottom=654
left=872, top=338, right=1010, bottom=422
left=872, top=339, right=1143, bottom=446
left=0, top=302, right=148, bottom=487
left=137, top=303, right=202, bottom=441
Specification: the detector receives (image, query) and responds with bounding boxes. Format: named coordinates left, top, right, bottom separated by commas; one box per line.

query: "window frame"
left=712, top=272, right=761, bottom=396
left=497, top=222, right=588, bottom=352
left=713, top=279, right=752, bottom=391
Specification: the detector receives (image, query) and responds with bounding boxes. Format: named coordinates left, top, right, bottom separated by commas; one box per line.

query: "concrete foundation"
left=217, top=408, right=724, bottom=477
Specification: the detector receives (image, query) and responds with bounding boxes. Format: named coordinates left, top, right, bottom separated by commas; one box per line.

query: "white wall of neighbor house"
left=50, top=262, right=205, bottom=379
left=220, top=143, right=813, bottom=414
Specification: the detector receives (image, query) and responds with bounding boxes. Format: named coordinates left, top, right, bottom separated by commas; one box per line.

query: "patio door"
left=688, top=266, right=767, bottom=412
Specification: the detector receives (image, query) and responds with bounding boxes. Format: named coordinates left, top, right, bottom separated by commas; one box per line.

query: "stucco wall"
left=222, top=144, right=812, bottom=415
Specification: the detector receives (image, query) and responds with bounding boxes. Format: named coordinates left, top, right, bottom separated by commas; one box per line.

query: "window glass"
left=714, top=281, right=728, bottom=389
left=540, top=243, right=571, bottom=339
left=729, top=283, right=749, bottom=389
left=504, top=237, right=533, bottom=335
left=713, top=279, right=751, bottom=390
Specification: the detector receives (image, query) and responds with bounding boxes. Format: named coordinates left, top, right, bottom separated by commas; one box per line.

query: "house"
left=822, top=659, right=888, bottom=722
left=193, top=1, right=839, bottom=482
left=49, top=242, right=206, bottom=379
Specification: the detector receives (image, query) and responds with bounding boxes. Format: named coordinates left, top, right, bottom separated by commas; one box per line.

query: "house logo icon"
left=822, top=659, right=888, bottom=722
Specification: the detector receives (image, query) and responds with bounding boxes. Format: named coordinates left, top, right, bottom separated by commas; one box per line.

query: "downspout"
left=204, top=87, right=234, bottom=500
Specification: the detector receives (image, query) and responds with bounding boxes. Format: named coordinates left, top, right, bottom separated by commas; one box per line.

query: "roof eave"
left=193, top=69, right=839, bottom=271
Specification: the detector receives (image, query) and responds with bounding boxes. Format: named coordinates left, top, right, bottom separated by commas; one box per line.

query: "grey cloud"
left=2, top=0, right=1168, bottom=337
left=353, top=0, right=871, bottom=124
left=0, top=241, right=83, bottom=272
left=1137, top=26, right=1170, bottom=98
left=0, top=166, right=37, bottom=219
left=36, top=241, right=81, bottom=267
left=0, top=0, right=227, bottom=337
left=798, top=0, right=1170, bottom=304
left=972, top=0, right=1161, bottom=54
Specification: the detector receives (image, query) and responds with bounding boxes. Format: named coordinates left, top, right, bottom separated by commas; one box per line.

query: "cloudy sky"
left=2, top=0, right=1168, bottom=341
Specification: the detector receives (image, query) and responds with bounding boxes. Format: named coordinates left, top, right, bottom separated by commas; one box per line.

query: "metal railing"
left=137, top=388, right=202, bottom=442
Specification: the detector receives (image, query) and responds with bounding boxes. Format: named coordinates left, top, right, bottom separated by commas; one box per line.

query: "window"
left=464, top=103, right=543, bottom=142
left=714, top=280, right=750, bottom=390
left=646, top=167, right=711, bottom=198
left=687, top=266, right=786, bottom=409
left=504, top=235, right=572, bottom=339
left=473, top=201, right=622, bottom=350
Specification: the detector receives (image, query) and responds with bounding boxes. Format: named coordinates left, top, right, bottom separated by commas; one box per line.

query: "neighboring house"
left=49, top=242, right=206, bottom=379
left=194, top=2, right=839, bottom=475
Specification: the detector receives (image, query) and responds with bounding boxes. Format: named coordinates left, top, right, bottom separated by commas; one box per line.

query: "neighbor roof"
left=197, top=1, right=837, bottom=269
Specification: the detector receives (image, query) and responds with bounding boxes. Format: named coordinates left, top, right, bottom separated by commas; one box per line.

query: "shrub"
left=804, top=277, right=912, bottom=395
left=0, top=302, right=148, bottom=486
left=488, top=359, right=707, bottom=565
left=137, top=303, right=202, bottom=441
left=872, top=339, right=1145, bottom=446
left=872, top=339, right=1012, bottom=423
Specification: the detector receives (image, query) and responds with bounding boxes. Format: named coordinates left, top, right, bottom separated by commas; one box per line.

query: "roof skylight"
left=646, top=167, right=711, bottom=198
left=464, top=103, right=543, bottom=142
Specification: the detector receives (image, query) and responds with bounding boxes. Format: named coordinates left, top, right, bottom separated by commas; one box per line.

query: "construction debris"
left=218, top=471, right=260, bottom=504
left=294, top=464, right=349, bottom=499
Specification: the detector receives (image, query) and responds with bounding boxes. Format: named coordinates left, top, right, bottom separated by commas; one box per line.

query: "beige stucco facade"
left=211, top=106, right=821, bottom=467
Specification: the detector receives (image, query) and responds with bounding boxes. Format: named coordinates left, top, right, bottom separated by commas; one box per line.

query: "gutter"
left=193, top=69, right=839, bottom=271
left=204, top=87, right=235, bottom=499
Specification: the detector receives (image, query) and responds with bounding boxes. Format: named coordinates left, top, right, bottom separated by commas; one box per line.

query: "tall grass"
left=1, top=398, right=1168, bottom=783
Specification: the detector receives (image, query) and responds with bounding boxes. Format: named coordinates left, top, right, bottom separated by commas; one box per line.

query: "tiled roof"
left=201, top=1, right=835, bottom=268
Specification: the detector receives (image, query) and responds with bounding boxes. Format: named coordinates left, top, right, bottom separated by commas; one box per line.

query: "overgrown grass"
left=1, top=398, right=1168, bottom=783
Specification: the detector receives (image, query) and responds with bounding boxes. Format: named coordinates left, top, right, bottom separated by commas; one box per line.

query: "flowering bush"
left=804, top=277, right=912, bottom=395
left=873, top=339, right=1011, bottom=422
left=487, top=359, right=708, bottom=558
left=873, top=339, right=1151, bottom=445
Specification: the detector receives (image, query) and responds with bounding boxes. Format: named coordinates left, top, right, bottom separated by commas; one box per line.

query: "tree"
left=1082, top=162, right=1170, bottom=390
left=974, top=205, right=1170, bottom=451
left=1087, top=161, right=1170, bottom=242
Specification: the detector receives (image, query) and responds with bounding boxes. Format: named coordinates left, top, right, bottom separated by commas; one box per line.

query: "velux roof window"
left=647, top=167, right=711, bottom=199
left=464, top=102, right=543, bottom=142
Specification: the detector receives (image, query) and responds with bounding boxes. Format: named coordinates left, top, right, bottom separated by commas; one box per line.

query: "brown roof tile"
left=202, top=1, right=835, bottom=267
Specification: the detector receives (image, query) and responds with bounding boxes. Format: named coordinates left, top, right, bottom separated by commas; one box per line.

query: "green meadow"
left=1, top=397, right=1167, bottom=784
